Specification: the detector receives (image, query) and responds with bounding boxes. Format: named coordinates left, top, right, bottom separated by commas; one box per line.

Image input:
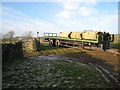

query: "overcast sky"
left=1, top=0, right=119, bottom=37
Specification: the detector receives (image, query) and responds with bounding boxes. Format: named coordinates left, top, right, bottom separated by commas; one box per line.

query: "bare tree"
left=23, top=31, right=33, bottom=41
left=2, top=31, right=15, bottom=43
left=6, top=31, right=15, bottom=43
left=2, top=34, right=6, bottom=43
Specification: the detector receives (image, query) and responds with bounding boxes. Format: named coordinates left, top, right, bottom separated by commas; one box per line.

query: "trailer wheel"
left=49, top=39, right=53, bottom=46
left=55, top=40, right=60, bottom=47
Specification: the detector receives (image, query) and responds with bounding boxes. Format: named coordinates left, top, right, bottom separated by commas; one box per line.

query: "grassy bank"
left=2, top=58, right=111, bottom=88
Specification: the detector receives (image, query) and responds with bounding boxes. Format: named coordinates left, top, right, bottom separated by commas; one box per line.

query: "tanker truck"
left=44, top=31, right=114, bottom=51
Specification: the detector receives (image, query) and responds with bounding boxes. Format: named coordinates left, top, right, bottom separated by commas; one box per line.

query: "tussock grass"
left=3, top=58, right=110, bottom=88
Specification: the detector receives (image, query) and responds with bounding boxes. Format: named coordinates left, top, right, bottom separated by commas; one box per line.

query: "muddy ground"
left=2, top=42, right=120, bottom=89
left=35, top=43, right=120, bottom=87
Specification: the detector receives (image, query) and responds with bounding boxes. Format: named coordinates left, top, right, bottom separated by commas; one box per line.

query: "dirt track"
left=61, top=49, right=120, bottom=87
left=36, top=43, right=120, bottom=87
left=61, top=50, right=120, bottom=87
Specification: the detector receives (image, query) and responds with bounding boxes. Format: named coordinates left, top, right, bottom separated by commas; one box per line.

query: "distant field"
left=114, top=34, right=120, bottom=43
left=110, top=34, right=120, bottom=49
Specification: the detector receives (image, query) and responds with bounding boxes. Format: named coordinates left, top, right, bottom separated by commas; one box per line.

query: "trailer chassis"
left=44, top=32, right=113, bottom=51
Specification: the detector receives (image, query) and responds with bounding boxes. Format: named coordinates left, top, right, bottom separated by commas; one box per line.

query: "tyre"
left=49, top=39, right=53, bottom=46
left=55, top=40, right=60, bottom=47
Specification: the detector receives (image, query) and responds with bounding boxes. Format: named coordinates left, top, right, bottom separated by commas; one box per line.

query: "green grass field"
left=3, top=58, right=111, bottom=88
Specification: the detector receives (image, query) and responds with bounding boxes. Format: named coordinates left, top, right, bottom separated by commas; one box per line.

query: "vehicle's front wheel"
left=49, top=39, right=53, bottom=46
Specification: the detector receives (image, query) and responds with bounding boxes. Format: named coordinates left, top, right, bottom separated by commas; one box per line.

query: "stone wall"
left=2, top=41, right=23, bottom=63
left=2, top=38, right=40, bottom=63
left=22, top=38, right=40, bottom=54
